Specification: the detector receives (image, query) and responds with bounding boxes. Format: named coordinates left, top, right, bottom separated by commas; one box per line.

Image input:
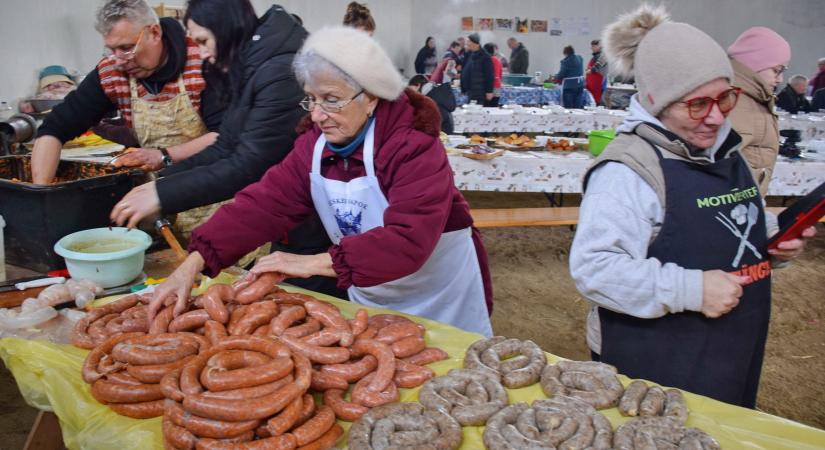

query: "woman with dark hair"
left=414, top=36, right=437, bottom=75
left=183, top=0, right=258, bottom=107
left=343, top=1, right=375, bottom=35
left=112, top=2, right=341, bottom=297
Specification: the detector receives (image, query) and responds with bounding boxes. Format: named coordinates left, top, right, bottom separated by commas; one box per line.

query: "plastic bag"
left=2, top=277, right=824, bottom=449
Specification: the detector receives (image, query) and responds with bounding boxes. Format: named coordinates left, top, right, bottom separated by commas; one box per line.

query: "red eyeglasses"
left=679, top=87, right=742, bottom=120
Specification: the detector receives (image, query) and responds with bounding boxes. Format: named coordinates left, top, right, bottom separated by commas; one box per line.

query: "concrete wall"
left=1, top=0, right=822, bottom=106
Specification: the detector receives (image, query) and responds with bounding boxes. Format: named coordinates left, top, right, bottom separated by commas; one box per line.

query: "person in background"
left=460, top=33, right=494, bottom=107
left=554, top=45, right=584, bottom=83
left=586, top=40, right=608, bottom=105
left=18, top=65, right=77, bottom=114
left=110, top=3, right=333, bottom=297
left=414, top=36, right=437, bottom=75
left=812, top=88, right=825, bottom=112
left=408, top=74, right=456, bottom=134
left=429, top=41, right=460, bottom=84
left=808, top=58, right=825, bottom=95
left=148, top=27, right=493, bottom=337
left=29, top=0, right=222, bottom=185
left=727, top=26, right=790, bottom=196
left=342, top=1, right=375, bottom=36
left=507, top=37, right=529, bottom=74
left=483, top=43, right=502, bottom=107
left=570, top=4, right=815, bottom=408
left=776, top=75, right=813, bottom=114
left=456, top=36, right=467, bottom=69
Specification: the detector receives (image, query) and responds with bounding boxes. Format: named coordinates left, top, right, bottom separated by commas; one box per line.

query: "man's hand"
left=113, top=147, right=164, bottom=171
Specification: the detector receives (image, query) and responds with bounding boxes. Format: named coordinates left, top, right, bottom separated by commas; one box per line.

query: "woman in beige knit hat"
left=569, top=4, right=815, bottom=408
left=149, top=27, right=494, bottom=337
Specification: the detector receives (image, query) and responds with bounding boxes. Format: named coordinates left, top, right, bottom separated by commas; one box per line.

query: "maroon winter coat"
left=189, top=89, right=493, bottom=312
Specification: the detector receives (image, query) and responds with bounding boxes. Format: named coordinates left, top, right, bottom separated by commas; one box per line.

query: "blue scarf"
left=326, top=117, right=374, bottom=158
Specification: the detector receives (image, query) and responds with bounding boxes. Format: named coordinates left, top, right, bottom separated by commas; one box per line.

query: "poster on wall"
left=530, top=20, right=548, bottom=33
left=561, top=17, right=577, bottom=36
left=550, top=17, right=562, bottom=36
left=495, top=18, right=513, bottom=31
left=461, top=16, right=474, bottom=31
left=515, top=17, right=529, bottom=33
left=477, top=18, right=494, bottom=31
left=578, top=17, right=592, bottom=36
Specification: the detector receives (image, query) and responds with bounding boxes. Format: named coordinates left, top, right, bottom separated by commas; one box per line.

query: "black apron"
left=599, top=139, right=772, bottom=408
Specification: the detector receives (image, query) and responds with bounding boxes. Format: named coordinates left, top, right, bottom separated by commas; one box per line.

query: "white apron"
left=309, top=121, right=492, bottom=336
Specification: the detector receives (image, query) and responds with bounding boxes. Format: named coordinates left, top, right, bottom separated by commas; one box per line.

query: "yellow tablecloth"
left=1, top=277, right=824, bottom=449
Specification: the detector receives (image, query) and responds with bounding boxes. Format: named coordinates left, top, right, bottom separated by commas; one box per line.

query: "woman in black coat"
left=414, top=37, right=437, bottom=75
left=113, top=1, right=306, bottom=222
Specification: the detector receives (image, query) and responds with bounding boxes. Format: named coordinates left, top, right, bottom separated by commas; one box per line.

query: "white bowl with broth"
left=54, top=227, right=152, bottom=288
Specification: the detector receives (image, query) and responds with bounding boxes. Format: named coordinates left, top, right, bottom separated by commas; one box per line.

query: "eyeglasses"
left=766, top=65, right=788, bottom=77
left=300, top=90, right=364, bottom=113
left=103, top=27, right=147, bottom=61
left=679, top=87, right=741, bottom=120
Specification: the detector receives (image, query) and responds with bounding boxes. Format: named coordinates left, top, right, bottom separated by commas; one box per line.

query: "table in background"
left=453, top=86, right=595, bottom=107
left=452, top=107, right=626, bottom=134
left=449, top=151, right=825, bottom=196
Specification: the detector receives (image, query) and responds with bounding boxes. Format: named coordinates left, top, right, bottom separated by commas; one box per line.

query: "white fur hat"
left=298, top=26, right=404, bottom=101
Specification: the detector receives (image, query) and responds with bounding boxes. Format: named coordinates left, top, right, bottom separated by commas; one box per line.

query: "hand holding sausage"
left=149, top=252, right=204, bottom=323
left=112, top=147, right=164, bottom=171
left=701, top=270, right=749, bottom=318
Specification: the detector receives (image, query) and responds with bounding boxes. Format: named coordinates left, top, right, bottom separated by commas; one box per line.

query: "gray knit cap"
left=603, top=4, right=733, bottom=116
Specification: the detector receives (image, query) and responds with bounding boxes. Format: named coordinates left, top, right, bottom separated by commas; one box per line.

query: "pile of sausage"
left=614, top=417, right=720, bottom=450
left=418, top=368, right=509, bottom=426
left=161, top=335, right=342, bottom=450
left=483, top=396, right=614, bottom=450
left=74, top=275, right=451, bottom=448
left=82, top=331, right=209, bottom=418
left=464, top=336, right=546, bottom=388
left=348, top=402, right=463, bottom=450
left=539, top=360, right=625, bottom=410
left=619, top=380, right=688, bottom=423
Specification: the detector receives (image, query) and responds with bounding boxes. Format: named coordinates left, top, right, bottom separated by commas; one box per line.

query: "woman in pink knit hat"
left=727, top=27, right=791, bottom=196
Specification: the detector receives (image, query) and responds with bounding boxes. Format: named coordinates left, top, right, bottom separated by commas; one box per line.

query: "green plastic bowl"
left=588, top=129, right=616, bottom=157
left=54, top=227, right=151, bottom=288
left=543, top=82, right=556, bottom=89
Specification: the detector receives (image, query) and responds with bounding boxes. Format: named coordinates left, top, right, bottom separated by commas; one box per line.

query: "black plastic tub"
left=0, top=155, right=146, bottom=272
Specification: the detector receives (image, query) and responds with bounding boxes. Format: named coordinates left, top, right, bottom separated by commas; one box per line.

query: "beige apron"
left=129, top=77, right=267, bottom=266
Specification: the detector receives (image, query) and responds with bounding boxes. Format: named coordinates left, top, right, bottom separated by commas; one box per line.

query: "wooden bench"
left=471, top=206, right=824, bottom=228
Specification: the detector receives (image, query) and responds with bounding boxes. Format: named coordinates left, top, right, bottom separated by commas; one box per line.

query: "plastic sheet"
left=1, top=276, right=824, bottom=449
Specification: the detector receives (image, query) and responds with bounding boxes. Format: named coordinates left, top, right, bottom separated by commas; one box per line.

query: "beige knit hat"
left=602, top=4, right=733, bottom=116
left=298, top=26, right=404, bottom=101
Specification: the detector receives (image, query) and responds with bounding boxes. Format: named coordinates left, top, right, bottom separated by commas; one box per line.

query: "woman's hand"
left=249, top=252, right=336, bottom=279
left=113, top=147, right=164, bottom=171
left=701, top=270, right=750, bottom=318
left=768, top=226, right=817, bottom=261
left=110, top=181, right=161, bottom=229
left=148, top=252, right=205, bottom=323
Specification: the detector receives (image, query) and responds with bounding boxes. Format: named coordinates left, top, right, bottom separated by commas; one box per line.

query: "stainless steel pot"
left=0, top=113, right=38, bottom=143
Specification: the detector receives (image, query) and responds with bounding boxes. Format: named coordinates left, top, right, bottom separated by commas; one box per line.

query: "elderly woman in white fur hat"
left=569, top=5, right=815, bottom=407
left=148, top=27, right=494, bottom=337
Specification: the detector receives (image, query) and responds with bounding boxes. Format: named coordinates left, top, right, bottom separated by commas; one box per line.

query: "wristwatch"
left=158, top=147, right=173, bottom=167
